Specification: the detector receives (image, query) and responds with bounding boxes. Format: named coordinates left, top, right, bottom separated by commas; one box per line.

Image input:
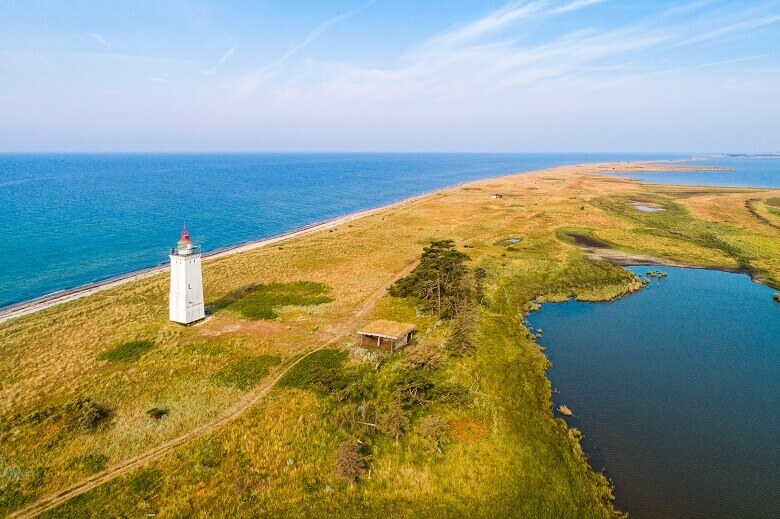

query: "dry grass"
left=1, top=162, right=778, bottom=517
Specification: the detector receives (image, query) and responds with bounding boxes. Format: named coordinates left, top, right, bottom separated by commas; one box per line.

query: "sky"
left=0, top=0, right=778, bottom=152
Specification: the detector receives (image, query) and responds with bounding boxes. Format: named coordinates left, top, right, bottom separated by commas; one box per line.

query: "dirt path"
left=7, top=259, right=418, bottom=519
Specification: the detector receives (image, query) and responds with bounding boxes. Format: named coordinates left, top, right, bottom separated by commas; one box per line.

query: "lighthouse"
left=169, top=225, right=205, bottom=324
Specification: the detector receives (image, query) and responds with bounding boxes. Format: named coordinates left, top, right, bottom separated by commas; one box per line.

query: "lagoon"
left=527, top=266, right=779, bottom=519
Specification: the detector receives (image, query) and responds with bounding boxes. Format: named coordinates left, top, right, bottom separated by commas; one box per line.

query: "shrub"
left=403, top=340, right=443, bottom=371
left=24, top=398, right=112, bottom=435
left=445, top=307, right=477, bottom=356
left=377, top=401, right=410, bottom=442
left=334, top=439, right=366, bottom=484
left=418, top=416, right=449, bottom=454
left=97, top=340, right=155, bottom=363
left=198, top=440, right=222, bottom=468
left=145, top=407, right=170, bottom=420
left=392, top=370, right=437, bottom=408
left=64, top=398, right=112, bottom=432
left=209, top=355, right=281, bottom=390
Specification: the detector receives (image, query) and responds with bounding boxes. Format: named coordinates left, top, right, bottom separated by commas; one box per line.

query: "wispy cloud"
left=551, top=0, right=607, bottom=14
left=296, top=0, right=779, bottom=103
left=231, top=0, right=376, bottom=98
left=695, top=54, right=776, bottom=68
left=425, top=1, right=546, bottom=48
left=673, top=14, right=780, bottom=47
left=202, top=45, right=237, bottom=76
left=90, top=33, right=110, bottom=50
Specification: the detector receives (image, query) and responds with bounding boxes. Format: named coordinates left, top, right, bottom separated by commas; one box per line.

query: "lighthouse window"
left=188, top=284, right=192, bottom=289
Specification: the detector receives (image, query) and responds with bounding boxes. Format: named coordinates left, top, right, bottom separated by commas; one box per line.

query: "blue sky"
left=0, top=0, right=778, bottom=152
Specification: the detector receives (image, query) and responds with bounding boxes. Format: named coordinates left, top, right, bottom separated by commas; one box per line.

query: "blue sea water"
left=611, top=155, right=780, bottom=188
left=527, top=267, right=780, bottom=519
left=0, top=152, right=776, bottom=308
left=0, top=152, right=680, bottom=308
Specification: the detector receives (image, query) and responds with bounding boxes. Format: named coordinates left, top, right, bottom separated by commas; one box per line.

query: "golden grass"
left=1, top=162, right=778, bottom=517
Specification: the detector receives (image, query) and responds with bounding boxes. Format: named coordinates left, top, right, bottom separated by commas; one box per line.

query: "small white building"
left=169, top=225, right=205, bottom=325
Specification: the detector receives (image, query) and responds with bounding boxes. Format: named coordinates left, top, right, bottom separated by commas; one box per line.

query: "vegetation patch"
left=208, top=355, right=281, bottom=390
left=557, top=228, right=612, bottom=249
left=26, top=398, right=112, bottom=434
left=448, top=416, right=489, bottom=443
left=126, top=468, right=164, bottom=495
left=277, top=349, right=349, bottom=391
left=97, top=340, right=155, bottom=363
left=211, top=281, right=333, bottom=320
left=65, top=453, right=108, bottom=474
left=765, top=197, right=780, bottom=207
left=0, top=461, right=44, bottom=514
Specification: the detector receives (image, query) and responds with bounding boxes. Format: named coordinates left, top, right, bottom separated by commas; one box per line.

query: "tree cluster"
left=391, top=240, right=485, bottom=355
left=389, top=240, right=476, bottom=318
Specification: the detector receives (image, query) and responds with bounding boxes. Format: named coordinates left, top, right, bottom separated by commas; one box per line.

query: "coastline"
left=0, top=160, right=757, bottom=325
left=1, top=159, right=777, bottom=518
left=0, top=185, right=451, bottom=324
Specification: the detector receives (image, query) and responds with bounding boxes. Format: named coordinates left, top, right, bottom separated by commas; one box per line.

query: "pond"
left=527, top=266, right=779, bottom=518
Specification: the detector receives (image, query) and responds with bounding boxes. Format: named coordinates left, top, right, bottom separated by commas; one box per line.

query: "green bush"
left=145, top=407, right=170, bottom=420
left=97, top=340, right=155, bottom=363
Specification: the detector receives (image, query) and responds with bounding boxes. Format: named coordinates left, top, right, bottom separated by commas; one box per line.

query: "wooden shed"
left=357, top=320, right=417, bottom=353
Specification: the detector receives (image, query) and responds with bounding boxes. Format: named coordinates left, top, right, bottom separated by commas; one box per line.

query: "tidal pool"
left=633, top=203, right=665, bottom=212
left=527, top=266, right=779, bottom=519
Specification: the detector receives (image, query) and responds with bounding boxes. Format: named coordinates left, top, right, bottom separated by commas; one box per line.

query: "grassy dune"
left=1, top=163, right=778, bottom=517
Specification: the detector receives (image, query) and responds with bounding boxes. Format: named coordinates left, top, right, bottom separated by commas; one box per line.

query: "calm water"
left=1, top=152, right=686, bottom=308
left=614, top=155, right=780, bottom=188
left=527, top=267, right=780, bottom=519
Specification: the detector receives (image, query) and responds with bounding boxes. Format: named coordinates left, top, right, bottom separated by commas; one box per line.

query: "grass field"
left=1, top=162, right=778, bottom=517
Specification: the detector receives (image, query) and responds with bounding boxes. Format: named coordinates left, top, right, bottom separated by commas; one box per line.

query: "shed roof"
left=357, top=320, right=417, bottom=340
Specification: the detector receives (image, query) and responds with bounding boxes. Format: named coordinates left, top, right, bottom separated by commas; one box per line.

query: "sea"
left=0, top=153, right=776, bottom=308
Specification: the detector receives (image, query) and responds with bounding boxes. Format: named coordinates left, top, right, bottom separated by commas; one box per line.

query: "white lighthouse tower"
left=169, top=225, right=205, bottom=324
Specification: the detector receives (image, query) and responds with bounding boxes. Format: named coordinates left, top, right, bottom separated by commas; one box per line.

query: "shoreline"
left=0, top=159, right=765, bottom=325
left=2, top=158, right=777, bottom=518
left=0, top=185, right=454, bottom=324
